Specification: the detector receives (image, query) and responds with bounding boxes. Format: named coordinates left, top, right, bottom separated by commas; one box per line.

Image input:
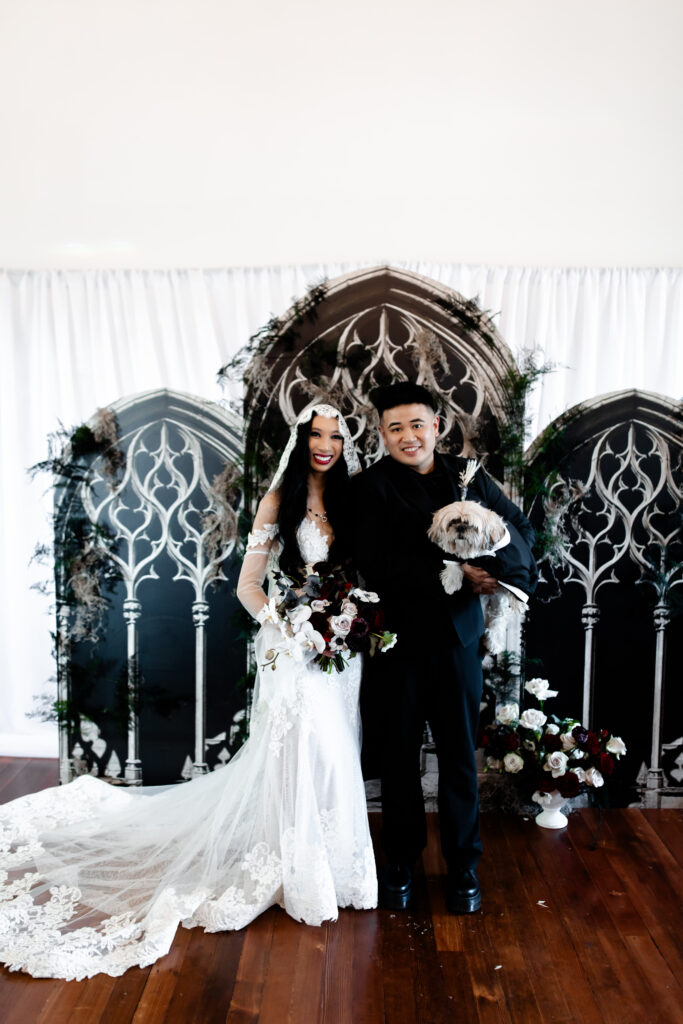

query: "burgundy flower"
left=503, top=733, right=521, bottom=751
left=543, top=733, right=563, bottom=752
left=556, top=771, right=581, bottom=798
left=363, top=606, right=385, bottom=632
left=583, top=733, right=600, bottom=755
left=309, top=612, right=329, bottom=634
left=349, top=617, right=369, bottom=639
left=477, top=729, right=491, bottom=749
left=572, top=726, right=589, bottom=745
left=597, top=752, right=615, bottom=777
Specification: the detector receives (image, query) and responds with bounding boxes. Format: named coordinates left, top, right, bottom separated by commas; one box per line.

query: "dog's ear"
left=486, top=513, right=507, bottom=546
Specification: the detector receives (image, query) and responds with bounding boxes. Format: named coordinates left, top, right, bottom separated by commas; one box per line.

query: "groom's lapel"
left=382, top=451, right=460, bottom=521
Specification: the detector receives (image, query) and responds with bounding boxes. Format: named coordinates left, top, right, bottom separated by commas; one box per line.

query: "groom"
left=352, top=382, right=537, bottom=913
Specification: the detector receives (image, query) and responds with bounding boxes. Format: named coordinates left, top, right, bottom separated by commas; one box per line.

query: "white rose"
left=560, top=732, right=577, bottom=751
left=341, top=600, right=358, bottom=617
left=329, top=614, right=353, bottom=637
left=570, top=748, right=585, bottom=760
left=496, top=702, right=520, bottom=725
left=503, top=752, right=524, bottom=774
left=545, top=724, right=560, bottom=735
left=520, top=708, right=547, bottom=731
left=287, top=604, right=312, bottom=626
left=571, top=767, right=586, bottom=784
left=486, top=756, right=503, bottom=771
left=543, top=751, right=568, bottom=777
left=311, top=599, right=331, bottom=613
left=349, top=587, right=380, bottom=603
left=524, top=677, right=559, bottom=701
left=584, top=768, right=604, bottom=788
left=606, top=736, right=626, bottom=759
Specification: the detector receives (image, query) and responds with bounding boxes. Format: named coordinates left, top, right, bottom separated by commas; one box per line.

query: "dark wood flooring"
left=0, top=757, right=681, bottom=1023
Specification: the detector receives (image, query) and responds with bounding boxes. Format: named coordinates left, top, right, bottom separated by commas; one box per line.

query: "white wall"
left=1, top=0, right=682, bottom=270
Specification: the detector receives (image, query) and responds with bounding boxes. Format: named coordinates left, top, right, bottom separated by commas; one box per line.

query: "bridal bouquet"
left=478, top=677, right=627, bottom=798
left=259, top=562, right=397, bottom=673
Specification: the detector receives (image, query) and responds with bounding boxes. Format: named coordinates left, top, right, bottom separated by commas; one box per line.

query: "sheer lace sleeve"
left=236, top=491, right=280, bottom=621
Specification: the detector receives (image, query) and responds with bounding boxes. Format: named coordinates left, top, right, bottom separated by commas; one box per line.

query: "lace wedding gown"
left=0, top=512, right=377, bottom=980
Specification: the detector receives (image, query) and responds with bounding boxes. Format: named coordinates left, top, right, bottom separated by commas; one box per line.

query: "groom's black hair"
left=370, top=381, right=438, bottom=419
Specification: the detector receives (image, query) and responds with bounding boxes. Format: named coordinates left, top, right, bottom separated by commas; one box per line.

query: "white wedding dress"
left=0, top=511, right=377, bottom=980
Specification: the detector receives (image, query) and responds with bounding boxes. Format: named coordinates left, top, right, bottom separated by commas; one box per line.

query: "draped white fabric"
left=1, top=263, right=681, bottom=756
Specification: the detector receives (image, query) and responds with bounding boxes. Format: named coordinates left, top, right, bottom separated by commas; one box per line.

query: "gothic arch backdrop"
left=55, top=389, right=245, bottom=786
left=525, top=390, right=682, bottom=806
left=239, top=266, right=520, bottom=505
left=50, top=268, right=682, bottom=807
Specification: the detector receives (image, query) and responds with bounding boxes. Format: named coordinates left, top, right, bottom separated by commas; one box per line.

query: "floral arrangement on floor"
left=478, top=677, right=627, bottom=801
left=258, top=562, right=397, bottom=672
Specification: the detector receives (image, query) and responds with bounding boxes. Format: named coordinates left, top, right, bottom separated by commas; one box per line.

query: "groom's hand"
left=461, top=564, right=500, bottom=595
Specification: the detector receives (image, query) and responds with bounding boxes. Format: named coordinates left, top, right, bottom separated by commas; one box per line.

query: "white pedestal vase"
left=532, top=789, right=569, bottom=829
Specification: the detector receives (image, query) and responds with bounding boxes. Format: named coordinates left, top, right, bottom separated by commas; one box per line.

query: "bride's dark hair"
left=276, top=418, right=351, bottom=576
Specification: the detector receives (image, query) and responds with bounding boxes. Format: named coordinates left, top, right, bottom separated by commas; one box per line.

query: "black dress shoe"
left=446, top=868, right=482, bottom=914
left=379, top=863, right=413, bottom=910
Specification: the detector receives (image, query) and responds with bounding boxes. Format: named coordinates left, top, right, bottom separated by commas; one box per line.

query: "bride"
left=0, top=404, right=377, bottom=980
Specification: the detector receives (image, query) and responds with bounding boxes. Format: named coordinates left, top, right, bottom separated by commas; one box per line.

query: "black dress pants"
left=376, top=636, right=483, bottom=872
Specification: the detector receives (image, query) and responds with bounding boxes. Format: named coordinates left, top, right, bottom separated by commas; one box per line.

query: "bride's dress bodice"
left=295, top=517, right=330, bottom=565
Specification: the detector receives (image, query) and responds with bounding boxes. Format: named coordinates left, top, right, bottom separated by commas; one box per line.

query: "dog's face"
left=428, top=501, right=507, bottom=557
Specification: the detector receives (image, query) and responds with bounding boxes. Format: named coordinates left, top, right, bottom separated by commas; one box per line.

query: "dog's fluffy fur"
left=428, top=500, right=524, bottom=655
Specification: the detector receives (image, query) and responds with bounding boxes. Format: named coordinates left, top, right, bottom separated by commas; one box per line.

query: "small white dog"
left=427, top=500, right=524, bottom=654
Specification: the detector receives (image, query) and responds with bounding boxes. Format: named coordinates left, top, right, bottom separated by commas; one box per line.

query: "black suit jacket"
left=351, top=452, right=537, bottom=649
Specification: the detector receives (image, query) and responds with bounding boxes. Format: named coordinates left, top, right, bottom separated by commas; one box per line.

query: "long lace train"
left=0, top=640, right=376, bottom=980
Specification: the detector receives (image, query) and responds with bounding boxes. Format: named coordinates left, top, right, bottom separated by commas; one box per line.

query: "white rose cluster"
left=520, top=708, right=547, bottom=731
left=606, top=736, right=626, bottom=758
left=503, top=753, right=524, bottom=774
left=329, top=614, right=353, bottom=637
left=496, top=702, right=519, bottom=726
left=524, top=678, right=559, bottom=701
left=543, top=751, right=568, bottom=777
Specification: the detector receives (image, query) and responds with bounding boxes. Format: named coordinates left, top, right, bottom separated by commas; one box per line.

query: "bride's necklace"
left=307, top=506, right=328, bottom=523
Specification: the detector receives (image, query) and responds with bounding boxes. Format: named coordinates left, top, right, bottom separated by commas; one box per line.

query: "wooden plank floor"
left=1, top=757, right=681, bottom=1024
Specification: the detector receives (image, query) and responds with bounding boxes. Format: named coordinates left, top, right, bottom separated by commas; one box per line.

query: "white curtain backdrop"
left=1, top=262, right=681, bottom=756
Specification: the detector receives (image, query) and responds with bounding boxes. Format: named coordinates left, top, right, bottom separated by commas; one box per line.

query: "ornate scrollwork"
left=538, top=421, right=682, bottom=602
left=242, top=268, right=517, bottom=503
left=528, top=393, right=682, bottom=798
left=57, top=393, right=243, bottom=785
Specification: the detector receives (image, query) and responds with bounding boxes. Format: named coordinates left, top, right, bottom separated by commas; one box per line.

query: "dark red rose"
left=362, top=606, right=385, bottom=632
left=597, top=752, right=615, bottom=777
left=556, top=771, right=581, bottom=798
left=599, top=729, right=610, bottom=740
left=477, top=729, right=491, bottom=749
left=583, top=733, right=600, bottom=755
left=543, top=733, right=563, bottom=752
left=309, top=612, right=328, bottom=634
left=504, top=732, right=521, bottom=751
